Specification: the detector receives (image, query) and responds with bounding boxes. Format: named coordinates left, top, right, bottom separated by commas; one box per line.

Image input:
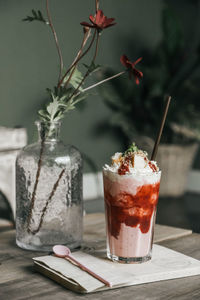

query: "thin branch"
left=93, top=30, right=100, bottom=61
left=71, top=29, right=91, bottom=68
left=27, top=138, right=45, bottom=233
left=46, top=0, right=64, bottom=83
left=95, top=0, right=100, bottom=12
left=30, top=168, right=65, bottom=235
left=82, top=71, right=126, bottom=93
left=66, top=31, right=100, bottom=102
left=57, top=30, right=97, bottom=89
left=64, top=30, right=91, bottom=88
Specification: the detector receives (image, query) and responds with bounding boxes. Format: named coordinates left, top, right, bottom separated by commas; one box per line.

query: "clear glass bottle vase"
left=16, top=121, right=83, bottom=251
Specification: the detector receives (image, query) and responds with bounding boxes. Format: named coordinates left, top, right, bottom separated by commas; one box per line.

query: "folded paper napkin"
left=33, top=245, right=200, bottom=294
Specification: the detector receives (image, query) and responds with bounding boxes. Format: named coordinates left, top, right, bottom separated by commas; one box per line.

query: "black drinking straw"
left=151, top=95, right=171, bottom=161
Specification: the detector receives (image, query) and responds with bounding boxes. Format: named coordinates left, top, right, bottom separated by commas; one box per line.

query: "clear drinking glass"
left=16, top=121, right=83, bottom=251
left=103, top=170, right=161, bottom=263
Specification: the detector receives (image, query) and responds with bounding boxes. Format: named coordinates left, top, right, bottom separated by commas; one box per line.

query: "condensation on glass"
left=16, top=121, right=83, bottom=251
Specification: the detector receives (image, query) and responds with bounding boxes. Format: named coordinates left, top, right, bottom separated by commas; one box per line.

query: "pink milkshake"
left=103, top=143, right=161, bottom=263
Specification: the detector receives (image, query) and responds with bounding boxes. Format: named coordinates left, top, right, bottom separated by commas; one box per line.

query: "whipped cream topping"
left=104, top=148, right=159, bottom=176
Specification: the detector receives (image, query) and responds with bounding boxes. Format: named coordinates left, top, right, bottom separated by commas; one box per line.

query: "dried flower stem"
left=82, top=70, right=126, bottom=93
left=30, top=168, right=65, bottom=235
left=64, top=30, right=91, bottom=88
left=27, top=137, right=45, bottom=233
left=46, top=0, right=64, bottom=82
left=72, top=29, right=91, bottom=66
left=93, top=31, right=100, bottom=61
left=57, top=30, right=97, bottom=89
left=67, top=31, right=100, bottom=102
left=95, top=0, right=100, bottom=12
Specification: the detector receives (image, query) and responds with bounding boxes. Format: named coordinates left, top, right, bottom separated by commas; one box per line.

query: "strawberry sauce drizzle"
left=148, top=161, right=157, bottom=172
left=104, top=182, right=160, bottom=239
left=118, top=154, right=132, bottom=175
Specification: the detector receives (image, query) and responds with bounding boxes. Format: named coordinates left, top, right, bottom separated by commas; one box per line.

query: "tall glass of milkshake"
left=103, top=143, right=161, bottom=263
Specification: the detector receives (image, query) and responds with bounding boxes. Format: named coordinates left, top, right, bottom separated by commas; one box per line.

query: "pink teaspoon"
left=53, top=245, right=112, bottom=288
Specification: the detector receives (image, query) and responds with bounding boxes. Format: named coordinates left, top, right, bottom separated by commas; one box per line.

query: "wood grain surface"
left=0, top=213, right=199, bottom=300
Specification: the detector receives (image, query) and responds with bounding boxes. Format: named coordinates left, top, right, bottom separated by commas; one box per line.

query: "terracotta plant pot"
left=138, top=137, right=198, bottom=197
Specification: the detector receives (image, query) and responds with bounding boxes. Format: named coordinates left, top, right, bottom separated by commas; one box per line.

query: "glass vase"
left=16, top=121, right=83, bottom=251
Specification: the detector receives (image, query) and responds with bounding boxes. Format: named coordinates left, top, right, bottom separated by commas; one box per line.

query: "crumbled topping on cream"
left=104, top=144, right=159, bottom=175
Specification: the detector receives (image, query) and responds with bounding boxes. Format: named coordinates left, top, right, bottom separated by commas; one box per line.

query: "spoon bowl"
left=53, top=245, right=71, bottom=258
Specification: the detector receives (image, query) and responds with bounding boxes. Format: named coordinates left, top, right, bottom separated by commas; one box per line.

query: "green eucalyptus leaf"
left=23, top=9, right=47, bottom=24
left=32, top=10, right=37, bottom=17
left=38, top=110, right=46, bottom=116
left=83, top=62, right=101, bottom=74
left=63, top=68, right=84, bottom=91
left=46, top=97, right=60, bottom=120
left=38, top=110, right=50, bottom=122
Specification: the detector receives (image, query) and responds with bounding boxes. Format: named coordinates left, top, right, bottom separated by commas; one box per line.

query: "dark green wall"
left=0, top=0, right=195, bottom=171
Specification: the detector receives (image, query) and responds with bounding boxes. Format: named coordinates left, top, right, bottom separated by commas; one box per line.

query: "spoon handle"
left=66, top=255, right=112, bottom=287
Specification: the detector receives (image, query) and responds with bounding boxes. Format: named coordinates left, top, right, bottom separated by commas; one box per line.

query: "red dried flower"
left=120, top=55, right=143, bottom=85
left=81, top=9, right=116, bottom=31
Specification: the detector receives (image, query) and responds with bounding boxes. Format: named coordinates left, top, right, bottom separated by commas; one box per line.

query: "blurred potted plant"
left=98, top=6, right=200, bottom=196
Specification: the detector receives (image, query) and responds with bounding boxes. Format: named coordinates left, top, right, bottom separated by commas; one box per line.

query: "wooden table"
left=0, top=213, right=200, bottom=300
